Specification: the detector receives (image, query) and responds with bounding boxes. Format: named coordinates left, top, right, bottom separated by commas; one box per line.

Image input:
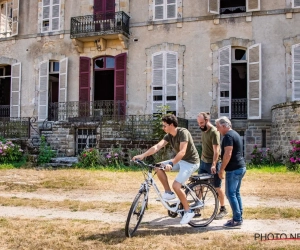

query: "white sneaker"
left=180, top=211, right=195, bottom=224
left=161, top=192, right=176, bottom=200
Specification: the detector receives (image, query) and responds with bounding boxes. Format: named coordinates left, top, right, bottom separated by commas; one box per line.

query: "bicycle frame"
left=139, top=167, right=202, bottom=214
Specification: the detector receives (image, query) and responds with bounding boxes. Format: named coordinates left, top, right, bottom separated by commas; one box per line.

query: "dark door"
left=94, top=0, right=115, bottom=31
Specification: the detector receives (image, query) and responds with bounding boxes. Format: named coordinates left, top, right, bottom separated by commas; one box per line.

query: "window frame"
left=42, top=0, right=61, bottom=33
left=292, top=0, right=300, bottom=8
left=152, top=51, right=178, bottom=114
left=153, top=0, right=177, bottom=21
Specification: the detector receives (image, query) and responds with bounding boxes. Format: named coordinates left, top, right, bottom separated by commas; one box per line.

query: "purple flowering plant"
left=286, top=140, right=300, bottom=172
left=0, top=138, right=24, bottom=163
left=250, top=145, right=274, bottom=165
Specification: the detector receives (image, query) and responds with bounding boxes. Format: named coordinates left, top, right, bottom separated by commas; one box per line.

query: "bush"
left=37, top=136, right=56, bottom=165
left=77, top=148, right=101, bottom=168
left=285, top=140, right=300, bottom=172
left=0, top=139, right=24, bottom=163
left=250, top=145, right=275, bottom=165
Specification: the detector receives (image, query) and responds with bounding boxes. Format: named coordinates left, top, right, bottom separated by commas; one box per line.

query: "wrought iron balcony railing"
left=220, top=6, right=246, bottom=14
left=70, top=11, right=130, bottom=39
left=0, top=105, right=10, bottom=118
left=231, top=98, right=247, bottom=119
left=48, top=100, right=126, bottom=122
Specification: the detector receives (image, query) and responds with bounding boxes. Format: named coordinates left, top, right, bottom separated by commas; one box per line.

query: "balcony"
left=231, top=98, right=247, bottom=119
left=70, top=11, right=130, bottom=40
left=0, top=105, right=10, bottom=117
left=48, top=100, right=126, bottom=122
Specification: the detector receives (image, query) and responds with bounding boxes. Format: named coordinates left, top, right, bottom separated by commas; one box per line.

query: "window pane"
left=106, top=57, right=115, bottom=68
left=153, top=95, right=163, bottom=101
left=95, top=58, right=104, bottom=69
left=235, top=49, right=246, bottom=60
left=53, top=62, right=60, bottom=72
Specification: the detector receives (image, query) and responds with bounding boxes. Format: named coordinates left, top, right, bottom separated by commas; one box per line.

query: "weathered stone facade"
left=271, top=101, right=300, bottom=160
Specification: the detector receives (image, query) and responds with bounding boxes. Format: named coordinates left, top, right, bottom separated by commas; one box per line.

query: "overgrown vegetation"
left=285, top=139, right=300, bottom=172
left=249, top=145, right=275, bottom=165
left=37, top=136, right=56, bottom=165
left=0, top=137, right=24, bottom=164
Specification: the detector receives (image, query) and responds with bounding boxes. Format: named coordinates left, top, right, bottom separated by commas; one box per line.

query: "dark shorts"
left=198, top=160, right=222, bottom=188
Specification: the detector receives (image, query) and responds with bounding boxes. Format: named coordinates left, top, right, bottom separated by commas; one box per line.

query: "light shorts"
left=161, top=160, right=200, bottom=184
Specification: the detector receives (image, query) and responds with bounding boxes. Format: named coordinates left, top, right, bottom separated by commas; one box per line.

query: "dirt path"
left=0, top=190, right=299, bottom=234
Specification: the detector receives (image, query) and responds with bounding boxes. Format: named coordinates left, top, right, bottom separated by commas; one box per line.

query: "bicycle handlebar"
left=132, top=159, right=165, bottom=170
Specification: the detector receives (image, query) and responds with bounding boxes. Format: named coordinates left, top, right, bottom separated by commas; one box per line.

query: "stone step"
left=50, top=157, right=78, bottom=164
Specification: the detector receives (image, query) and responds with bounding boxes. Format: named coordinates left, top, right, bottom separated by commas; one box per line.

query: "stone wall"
left=271, top=101, right=300, bottom=160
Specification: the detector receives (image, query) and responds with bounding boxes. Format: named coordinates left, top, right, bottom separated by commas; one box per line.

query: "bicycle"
left=125, top=160, right=219, bottom=237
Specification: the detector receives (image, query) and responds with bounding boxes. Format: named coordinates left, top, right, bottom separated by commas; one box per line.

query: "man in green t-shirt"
left=132, top=114, right=200, bottom=224
left=197, top=112, right=227, bottom=219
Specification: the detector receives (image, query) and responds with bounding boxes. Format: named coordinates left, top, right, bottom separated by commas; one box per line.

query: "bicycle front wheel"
left=125, top=191, right=148, bottom=237
left=186, top=182, right=219, bottom=227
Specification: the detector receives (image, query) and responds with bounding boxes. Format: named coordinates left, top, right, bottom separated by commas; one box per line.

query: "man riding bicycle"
left=132, top=114, right=200, bottom=224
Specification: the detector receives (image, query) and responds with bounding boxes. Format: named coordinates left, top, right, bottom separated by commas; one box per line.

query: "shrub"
left=250, top=145, right=275, bottom=165
left=0, top=139, right=24, bottom=163
left=285, top=140, right=300, bottom=172
left=37, top=136, right=56, bottom=165
left=77, top=148, right=101, bottom=168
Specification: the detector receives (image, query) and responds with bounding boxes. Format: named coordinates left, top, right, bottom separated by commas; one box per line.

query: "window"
left=49, top=61, right=59, bottom=73
left=292, top=44, right=300, bottom=100
left=220, top=0, right=246, bottom=14
left=42, top=0, right=60, bottom=32
left=208, top=0, right=260, bottom=14
left=218, top=44, right=261, bottom=119
left=154, top=0, right=176, bottom=20
left=94, top=57, right=115, bottom=69
left=293, top=0, right=300, bottom=8
left=152, top=52, right=177, bottom=114
left=0, top=0, right=18, bottom=38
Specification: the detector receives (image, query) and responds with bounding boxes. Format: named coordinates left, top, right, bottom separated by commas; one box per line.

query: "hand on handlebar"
left=132, top=154, right=144, bottom=161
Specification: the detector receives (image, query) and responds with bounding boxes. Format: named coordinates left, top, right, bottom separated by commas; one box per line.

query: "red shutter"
left=79, top=57, right=90, bottom=117
left=106, top=0, right=115, bottom=12
left=94, top=0, right=104, bottom=15
left=114, top=53, right=126, bottom=115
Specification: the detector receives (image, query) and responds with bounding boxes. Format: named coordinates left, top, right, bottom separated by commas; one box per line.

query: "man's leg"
left=214, top=162, right=228, bottom=219
left=156, top=168, right=172, bottom=192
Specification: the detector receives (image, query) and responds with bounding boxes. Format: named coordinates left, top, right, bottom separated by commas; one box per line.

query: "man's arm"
left=171, top=141, right=188, bottom=165
left=211, top=144, right=220, bottom=174
left=218, top=146, right=233, bottom=179
left=132, top=139, right=168, bottom=161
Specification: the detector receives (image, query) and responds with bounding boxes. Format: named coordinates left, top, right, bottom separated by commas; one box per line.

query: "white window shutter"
left=293, top=0, right=300, bottom=8
left=38, top=61, right=49, bottom=121
left=11, top=0, right=19, bottom=36
left=167, top=0, right=176, bottom=19
left=42, top=0, right=50, bottom=32
left=292, top=44, right=300, bottom=100
left=58, top=57, right=68, bottom=120
left=154, top=0, right=164, bottom=21
left=208, top=0, right=220, bottom=14
left=51, top=0, right=60, bottom=31
left=152, top=53, right=164, bottom=112
left=165, top=52, right=177, bottom=114
left=10, top=62, right=21, bottom=118
left=246, top=0, right=260, bottom=12
left=219, top=46, right=231, bottom=118
left=247, top=43, right=261, bottom=119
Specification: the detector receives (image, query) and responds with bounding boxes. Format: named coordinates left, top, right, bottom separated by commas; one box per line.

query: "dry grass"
left=0, top=217, right=299, bottom=250
left=0, top=169, right=299, bottom=249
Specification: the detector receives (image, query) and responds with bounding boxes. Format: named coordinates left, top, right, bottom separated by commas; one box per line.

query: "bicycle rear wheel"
left=125, top=191, right=148, bottom=237
left=186, top=182, right=219, bottom=227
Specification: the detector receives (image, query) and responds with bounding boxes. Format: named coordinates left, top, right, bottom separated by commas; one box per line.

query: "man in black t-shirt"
left=215, top=116, right=246, bottom=229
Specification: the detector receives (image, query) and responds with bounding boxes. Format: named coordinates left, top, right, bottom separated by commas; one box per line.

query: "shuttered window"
left=208, top=0, right=260, bottom=14
left=154, top=0, right=176, bottom=20
left=218, top=46, right=231, bottom=118
left=247, top=43, right=261, bottom=119
left=292, top=44, right=300, bottom=100
left=293, top=0, right=300, bottom=8
left=114, top=53, right=127, bottom=115
left=10, top=62, right=21, bottom=118
left=38, top=61, right=49, bottom=121
left=152, top=52, right=177, bottom=114
left=0, top=0, right=19, bottom=38
left=42, top=0, right=60, bottom=32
